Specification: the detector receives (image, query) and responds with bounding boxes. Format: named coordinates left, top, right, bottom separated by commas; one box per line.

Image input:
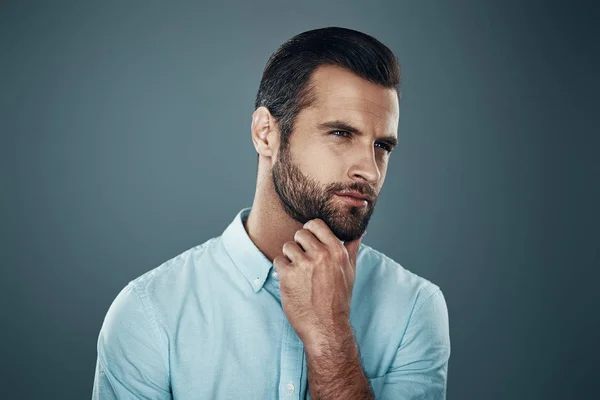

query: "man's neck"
left=244, top=195, right=303, bottom=263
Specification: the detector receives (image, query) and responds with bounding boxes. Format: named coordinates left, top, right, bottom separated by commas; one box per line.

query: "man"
left=92, top=27, right=450, bottom=399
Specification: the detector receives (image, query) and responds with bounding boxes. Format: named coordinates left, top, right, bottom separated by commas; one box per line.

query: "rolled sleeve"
left=378, top=289, right=451, bottom=400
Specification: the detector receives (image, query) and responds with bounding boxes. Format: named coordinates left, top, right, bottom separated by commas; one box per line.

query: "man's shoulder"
left=100, top=235, right=226, bottom=341
left=358, top=243, right=441, bottom=307
left=127, top=236, right=222, bottom=295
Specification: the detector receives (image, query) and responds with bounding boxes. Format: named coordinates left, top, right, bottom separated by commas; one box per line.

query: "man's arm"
left=92, top=284, right=171, bottom=400
left=272, top=219, right=449, bottom=398
left=305, top=322, right=375, bottom=400
left=306, top=288, right=450, bottom=400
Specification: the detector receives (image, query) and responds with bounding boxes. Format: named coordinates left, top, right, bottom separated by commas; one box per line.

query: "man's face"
left=272, top=65, right=399, bottom=242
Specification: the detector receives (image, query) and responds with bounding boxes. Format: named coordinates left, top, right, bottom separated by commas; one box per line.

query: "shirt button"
left=286, top=383, right=295, bottom=393
left=253, top=277, right=260, bottom=287
left=271, top=271, right=279, bottom=280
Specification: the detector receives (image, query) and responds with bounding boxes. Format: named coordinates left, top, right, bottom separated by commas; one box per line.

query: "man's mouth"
left=334, top=191, right=370, bottom=207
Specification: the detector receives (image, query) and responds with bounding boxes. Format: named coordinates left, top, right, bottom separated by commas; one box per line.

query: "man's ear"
left=251, top=107, right=279, bottom=158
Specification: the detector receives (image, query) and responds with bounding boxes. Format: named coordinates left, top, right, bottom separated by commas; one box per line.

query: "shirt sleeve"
left=92, top=283, right=171, bottom=400
left=377, top=288, right=451, bottom=400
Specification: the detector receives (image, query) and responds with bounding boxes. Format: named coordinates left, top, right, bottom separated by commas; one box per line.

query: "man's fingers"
left=294, top=228, right=325, bottom=253
left=273, top=254, right=291, bottom=275
left=303, top=219, right=341, bottom=248
left=282, top=241, right=304, bottom=263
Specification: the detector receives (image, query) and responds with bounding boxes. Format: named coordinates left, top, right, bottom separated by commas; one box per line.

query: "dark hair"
left=254, top=27, right=401, bottom=152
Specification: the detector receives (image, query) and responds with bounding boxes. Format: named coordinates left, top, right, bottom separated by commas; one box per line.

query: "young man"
left=92, top=27, right=450, bottom=400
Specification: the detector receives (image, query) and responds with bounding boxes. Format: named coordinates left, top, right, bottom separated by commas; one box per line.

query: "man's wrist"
left=303, top=320, right=356, bottom=358
left=304, top=326, right=374, bottom=400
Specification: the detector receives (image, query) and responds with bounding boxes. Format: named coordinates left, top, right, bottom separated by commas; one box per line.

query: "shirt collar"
left=221, top=207, right=274, bottom=293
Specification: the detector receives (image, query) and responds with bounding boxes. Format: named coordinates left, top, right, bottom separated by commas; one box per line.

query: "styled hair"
left=254, top=27, right=401, bottom=150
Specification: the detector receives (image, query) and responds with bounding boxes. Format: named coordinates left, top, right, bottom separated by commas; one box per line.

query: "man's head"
left=251, top=27, right=401, bottom=241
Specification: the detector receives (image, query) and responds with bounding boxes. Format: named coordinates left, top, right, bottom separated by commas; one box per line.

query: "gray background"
left=1, top=1, right=598, bottom=399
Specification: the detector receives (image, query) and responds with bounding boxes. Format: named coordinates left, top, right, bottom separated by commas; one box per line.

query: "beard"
left=271, top=142, right=378, bottom=242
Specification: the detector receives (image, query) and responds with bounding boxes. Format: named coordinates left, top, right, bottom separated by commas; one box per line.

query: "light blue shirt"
left=92, top=207, right=450, bottom=399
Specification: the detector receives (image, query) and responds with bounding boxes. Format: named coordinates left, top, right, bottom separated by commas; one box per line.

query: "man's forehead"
left=307, top=65, right=399, bottom=120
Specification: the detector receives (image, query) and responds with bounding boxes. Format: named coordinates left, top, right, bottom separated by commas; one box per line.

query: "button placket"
left=279, top=318, right=305, bottom=399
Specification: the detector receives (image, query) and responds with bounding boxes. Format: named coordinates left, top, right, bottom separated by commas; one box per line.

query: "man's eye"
left=330, top=130, right=351, bottom=137
left=375, top=142, right=392, bottom=153
left=331, top=131, right=393, bottom=154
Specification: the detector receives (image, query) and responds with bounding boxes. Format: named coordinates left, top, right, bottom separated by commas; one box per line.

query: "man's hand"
left=272, top=218, right=364, bottom=353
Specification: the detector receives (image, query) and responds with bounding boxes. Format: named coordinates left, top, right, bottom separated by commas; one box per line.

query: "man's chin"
left=332, top=229, right=365, bottom=242
left=325, top=218, right=367, bottom=242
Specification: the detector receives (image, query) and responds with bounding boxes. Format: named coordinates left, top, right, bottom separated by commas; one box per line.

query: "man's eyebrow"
left=316, top=120, right=398, bottom=148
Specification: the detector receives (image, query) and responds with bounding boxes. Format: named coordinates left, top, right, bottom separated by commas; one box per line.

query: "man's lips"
left=335, top=191, right=373, bottom=202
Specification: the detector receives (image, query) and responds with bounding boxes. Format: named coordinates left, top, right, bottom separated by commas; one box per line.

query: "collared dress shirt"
left=92, top=207, right=450, bottom=399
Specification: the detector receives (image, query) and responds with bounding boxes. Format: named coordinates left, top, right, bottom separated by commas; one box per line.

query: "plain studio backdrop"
left=1, top=1, right=598, bottom=399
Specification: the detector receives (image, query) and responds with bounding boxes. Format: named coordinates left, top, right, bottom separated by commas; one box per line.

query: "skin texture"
left=245, top=64, right=399, bottom=399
